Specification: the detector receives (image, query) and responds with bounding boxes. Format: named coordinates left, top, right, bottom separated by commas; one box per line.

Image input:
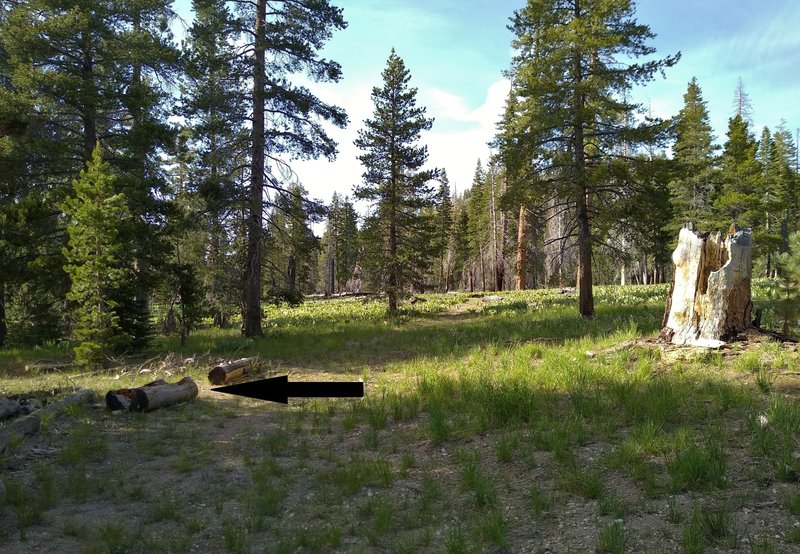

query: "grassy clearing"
left=1, top=284, right=799, bottom=551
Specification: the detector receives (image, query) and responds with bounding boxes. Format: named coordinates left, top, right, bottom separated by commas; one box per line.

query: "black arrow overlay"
left=211, top=375, right=364, bottom=404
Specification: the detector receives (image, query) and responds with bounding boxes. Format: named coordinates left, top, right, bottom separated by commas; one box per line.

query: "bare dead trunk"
left=661, top=226, right=753, bottom=347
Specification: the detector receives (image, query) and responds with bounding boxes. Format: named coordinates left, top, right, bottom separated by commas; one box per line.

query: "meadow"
left=1, top=284, right=799, bottom=553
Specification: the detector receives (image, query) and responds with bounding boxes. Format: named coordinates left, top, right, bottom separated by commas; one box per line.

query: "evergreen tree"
left=714, top=115, right=761, bottom=232
left=466, top=160, right=489, bottom=291
left=771, top=122, right=800, bottom=253
left=1, top=0, right=178, bottom=347
left=434, top=171, right=454, bottom=291
left=354, top=50, right=438, bottom=312
left=180, top=0, right=247, bottom=326
left=669, top=78, right=718, bottom=231
left=508, top=0, right=678, bottom=317
left=330, top=194, right=359, bottom=292
left=62, top=146, right=132, bottom=366
left=240, top=0, right=347, bottom=336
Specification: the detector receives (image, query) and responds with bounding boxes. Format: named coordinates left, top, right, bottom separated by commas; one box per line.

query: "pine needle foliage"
left=62, top=146, right=133, bottom=366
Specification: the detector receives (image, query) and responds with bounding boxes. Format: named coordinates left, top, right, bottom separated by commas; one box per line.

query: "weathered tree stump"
left=661, top=226, right=753, bottom=348
left=0, top=389, right=94, bottom=453
left=207, top=358, right=255, bottom=385
left=128, top=376, right=198, bottom=412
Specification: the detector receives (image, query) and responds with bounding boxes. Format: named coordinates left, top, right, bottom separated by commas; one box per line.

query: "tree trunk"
left=661, top=227, right=753, bottom=347
left=208, top=358, right=255, bottom=385
left=0, top=284, right=6, bottom=348
left=573, top=0, right=593, bottom=319
left=497, top=192, right=507, bottom=291
left=515, top=204, right=527, bottom=290
left=243, top=0, right=267, bottom=337
left=286, top=255, right=297, bottom=294
left=128, top=376, right=198, bottom=413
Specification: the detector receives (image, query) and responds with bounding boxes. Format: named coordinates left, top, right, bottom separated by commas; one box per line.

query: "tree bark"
left=128, top=376, right=199, bottom=412
left=0, top=284, right=6, bottom=348
left=243, top=0, right=266, bottom=337
left=573, top=0, right=593, bottom=318
left=515, top=204, right=527, bottom=290
left=208, top=357, right=255, bottom=385
left=661, top=227, right=753, bottom=347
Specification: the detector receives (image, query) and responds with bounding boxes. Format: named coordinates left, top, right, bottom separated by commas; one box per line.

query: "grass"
left=597, top=521, right=626, bottom=554
left=1, top=284, right=799, bottom=552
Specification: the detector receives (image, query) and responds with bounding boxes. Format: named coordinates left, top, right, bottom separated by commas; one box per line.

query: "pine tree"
left=714, top=115, right=761, bottom=232
left=669, top=78, right=718, bottom=231
left=771, top=122, right=800, bottom=253
left=1, top=0, right=178, bottom=347
left=466, top=160, right=489, bottom=291
left=62, top=146, right=133, bottom=366
left=241, top=0, right=347, bottom=336
left=434, top=171, right=454, bottom=291
left=180, top=0, right=247, bottom=327
left=331, top=195, right=359, bottom=292
left=508, top=0, right=678, bottom=317
left=354, top=49, right=438, bottom=312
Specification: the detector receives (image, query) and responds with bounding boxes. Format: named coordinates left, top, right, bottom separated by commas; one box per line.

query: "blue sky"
left=172, top=0, right=800, bottom=204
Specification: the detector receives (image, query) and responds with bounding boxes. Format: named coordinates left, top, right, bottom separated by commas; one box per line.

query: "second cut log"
left=208, top=358, right=255, bottom=385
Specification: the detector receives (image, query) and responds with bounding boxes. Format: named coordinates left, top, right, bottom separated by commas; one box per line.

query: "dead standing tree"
left=661, top=226, right=753, bottom=348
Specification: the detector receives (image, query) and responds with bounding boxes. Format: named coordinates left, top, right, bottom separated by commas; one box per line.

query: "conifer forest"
left=2, top=1, right=800, bottom=552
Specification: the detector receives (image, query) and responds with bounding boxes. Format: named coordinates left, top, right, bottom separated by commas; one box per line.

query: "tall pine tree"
left=508, top=0, right=678, bottom=317
left=354, top=50, right=438, bottom=312
left=669, top=78, right=718, bottom=231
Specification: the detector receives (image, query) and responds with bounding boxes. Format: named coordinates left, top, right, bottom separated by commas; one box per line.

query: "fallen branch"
left=751, top=325, right=798, bottom=343
left=208, top=358, right=255, bottom=385
left=0, top=389, right=94, bottom=453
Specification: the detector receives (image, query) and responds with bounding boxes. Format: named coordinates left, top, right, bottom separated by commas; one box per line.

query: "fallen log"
left=129, top=376, right=198, bottom=413
left=0, top=389, right=94, bottom=453
left=105, top=379, right=166, bottom=411
left=0, top=398, right=23, bottom=421
left=208, top=358, right=255, bottom=385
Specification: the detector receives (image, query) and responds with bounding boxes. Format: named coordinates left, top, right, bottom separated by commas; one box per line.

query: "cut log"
left=0, top=398, right=23, bottom=421
left=662, top=226, right=753, bottom=347
left=208, top=358, right=255, bottom=385
left=129, top=376, right=198, bottom=412
left=0, top=389, right=94, bottom=453
left=105, top=379, right=166, bottom=411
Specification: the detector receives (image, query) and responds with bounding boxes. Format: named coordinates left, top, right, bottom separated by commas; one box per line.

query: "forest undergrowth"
left=1, top=284, right=799, bottom=553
